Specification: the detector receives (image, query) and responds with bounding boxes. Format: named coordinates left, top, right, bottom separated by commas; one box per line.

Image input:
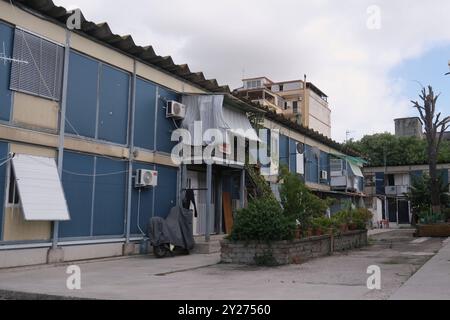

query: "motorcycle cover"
left=148, top=206, right=195, bottom=250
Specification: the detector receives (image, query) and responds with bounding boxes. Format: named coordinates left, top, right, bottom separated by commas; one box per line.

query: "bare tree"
left=411, top=86, right=450, bottom=213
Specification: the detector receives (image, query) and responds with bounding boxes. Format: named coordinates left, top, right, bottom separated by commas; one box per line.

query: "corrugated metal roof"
left=4, top=0, right=363, bottom=158
left=5, top=0, right=231, bottom=93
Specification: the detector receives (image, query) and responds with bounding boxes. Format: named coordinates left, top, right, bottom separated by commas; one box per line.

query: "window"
left=293, top=101, right=299, bottom=114
left=10, top=29, right=64, bottom=101
left=279, top=84, right=284, bottom=92
left=7, top=166, right=19, bottom=205
left=245, top=80, right=262, bottom=89
left=12, top=154, right=70, bottom=221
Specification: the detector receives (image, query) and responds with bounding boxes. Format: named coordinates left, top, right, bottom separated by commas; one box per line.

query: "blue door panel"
left=305, top=145, right=319, bottom=183
left=289, top=139, right=297, bottom=174
left=320, top=152, right=330, bottom=185
left=66, top=51, right=98, bottom=138
left=93, top=157, right=127, bottom=236
left=0, top=141, right=8, bottom=240
left=154, top=165, right=177, bottom=218
left=279, top=135, right=289, bottom=168
left=156, top=87, right=179, bottom=154
left=0, top=23, right=13, bottom=122
left=375, top=172, right=385, bottom=195
left=60, top=152, right=95, bottom=238
left=134, top=79, right=156, bottom=150
left=130, top=162, right=155, bottom=235
left=98, top=65, right=130, bottom=145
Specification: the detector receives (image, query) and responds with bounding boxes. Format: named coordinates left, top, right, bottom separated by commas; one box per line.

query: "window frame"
left=9, top=27, right=64, bottom=102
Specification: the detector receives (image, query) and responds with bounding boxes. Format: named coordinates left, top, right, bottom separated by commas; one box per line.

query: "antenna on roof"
left=0, top=41, right=28, bottom=66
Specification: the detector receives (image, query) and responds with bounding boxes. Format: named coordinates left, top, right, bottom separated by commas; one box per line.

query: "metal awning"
left=182, top=94, right=260, bottom=146
left=12, top=154, right=70, bottom=221
left=349, top=162, right=364, bottom=178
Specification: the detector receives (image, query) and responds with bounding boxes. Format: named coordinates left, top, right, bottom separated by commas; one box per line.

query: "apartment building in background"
left=234, top=76, right=332, bottom=138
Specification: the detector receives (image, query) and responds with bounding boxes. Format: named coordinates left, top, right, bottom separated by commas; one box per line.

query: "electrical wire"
left=8, top=0, right=130, bottom=166
left=136, top=188, right=147, bottom=237
left=25, top=153, right=130, bottom=178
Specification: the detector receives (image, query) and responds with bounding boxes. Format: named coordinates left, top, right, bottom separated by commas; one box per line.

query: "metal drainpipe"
left=125, top=60, right=137, bottom=244
left=53, top=30, right=71, bottom=250
left=205, top=164, right=212, bottom=242
left=240, top=168, right=246, bottom=209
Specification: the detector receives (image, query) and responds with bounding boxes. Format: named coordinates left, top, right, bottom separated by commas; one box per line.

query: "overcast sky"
left=54, top=0, right=450, bottom=142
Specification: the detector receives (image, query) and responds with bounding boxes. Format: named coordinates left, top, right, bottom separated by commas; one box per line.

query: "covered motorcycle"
left=148, top=206, right=195, bottom=258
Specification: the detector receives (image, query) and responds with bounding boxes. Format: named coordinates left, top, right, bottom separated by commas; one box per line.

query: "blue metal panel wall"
left=98, top=65, right=130, bottom=145
left=130, top=162, right=155, bottom=235
left=60, top=151, right=95, bottom=238
left=439, top=169, right=449, bottom=186
left=410, top=170, right=423, bottom=184
left=0, top=141, right=8, bottom=240
left=134, top=78, right=156, bottom=150
left=358, top=177, right=364, bottom=192
left=279, top=135, right=289, bottom=168
left=289, top=139, right=297, bottom=173
left=156, top=87, right=179, bottom=154
left=305, top=145, right=319, bottom=183
left=93, top=157, right=127, bottom=236
left=375, top=172, right=385, bottom=195
left=153, top=165, right=177, bottom=218
left=0, top=23, right=13, bottom=122
left=320, top=152, right=330, bottom=185
left=66, top=51, right=98, bottom=138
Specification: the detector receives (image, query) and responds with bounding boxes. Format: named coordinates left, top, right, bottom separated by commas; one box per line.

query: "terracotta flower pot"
left=314, top=228, right=323, bottom=236
left=295, top=227, right=302, bottom=240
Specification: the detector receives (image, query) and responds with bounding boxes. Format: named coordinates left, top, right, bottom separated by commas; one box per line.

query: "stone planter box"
left=221, top=230, right=368, bottom=266
left=416, top=224, right=450, bottom=237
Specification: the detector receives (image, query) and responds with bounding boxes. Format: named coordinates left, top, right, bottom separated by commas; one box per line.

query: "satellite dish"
left=296, top=143, right=305, bottom=155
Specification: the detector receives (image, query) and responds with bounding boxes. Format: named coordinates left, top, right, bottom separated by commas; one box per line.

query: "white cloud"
left=53, top=0, right=450, bottom=141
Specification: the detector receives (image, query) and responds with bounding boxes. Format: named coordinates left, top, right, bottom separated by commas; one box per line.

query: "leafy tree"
left=407, top=173, right=450, bottom=216
left=346, top=133, right=430, bottom=166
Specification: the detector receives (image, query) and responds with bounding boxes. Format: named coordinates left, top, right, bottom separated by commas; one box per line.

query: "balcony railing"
left=385, top=185, right=409, bottom=196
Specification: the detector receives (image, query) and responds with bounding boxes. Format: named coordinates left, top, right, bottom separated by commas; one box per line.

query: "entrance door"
left=388, top=198, right=397, bottom=223
left=186, top=171, right=215, bottom=236
left=398, top=200, right=410, bottom=224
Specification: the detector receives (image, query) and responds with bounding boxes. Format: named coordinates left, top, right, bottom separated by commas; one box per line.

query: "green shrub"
left=229, top=197, right=296, bottom=242
left=311, top=216, right=334, bottom=232
left=332, top=207, right=373, bottom=231
left=418, top=209, right=445, bottom=224
left=279, top=166, right=329, bottom=228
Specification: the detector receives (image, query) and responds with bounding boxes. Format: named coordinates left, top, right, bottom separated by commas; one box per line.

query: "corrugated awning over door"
left=12, top=154, right=70, bottom=221
left=182, top=94, right=260, bottom=146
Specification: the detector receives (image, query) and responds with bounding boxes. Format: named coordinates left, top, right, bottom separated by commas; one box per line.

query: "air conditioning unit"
left=135, top=169, right=158, bottom=188
left=166, top=101, right=186, bottom=119
left=320, top=170, right=328, bottom=180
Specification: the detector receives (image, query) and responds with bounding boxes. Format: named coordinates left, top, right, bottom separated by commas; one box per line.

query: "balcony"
left=385, top=185, right=409, bottom=196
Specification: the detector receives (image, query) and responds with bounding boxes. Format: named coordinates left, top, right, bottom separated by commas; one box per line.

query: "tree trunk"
left=429, top=148, right=441, bottom=214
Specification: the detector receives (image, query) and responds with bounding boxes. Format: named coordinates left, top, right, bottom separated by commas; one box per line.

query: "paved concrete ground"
left=390, top=238, right=450, bottom=300
left=0, top=230, right=445, bottom=300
